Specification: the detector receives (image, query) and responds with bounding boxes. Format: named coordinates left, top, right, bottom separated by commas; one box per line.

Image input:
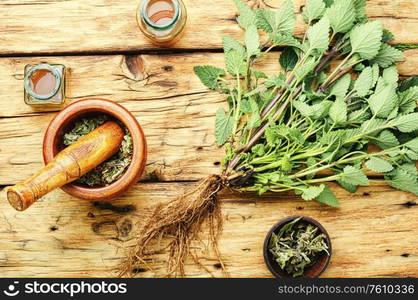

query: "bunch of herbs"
left=194, top=0, right=418, bottom=206
left=122, top=0, right=418, bottom=277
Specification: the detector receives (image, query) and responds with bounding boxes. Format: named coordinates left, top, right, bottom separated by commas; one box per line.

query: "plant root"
left=119, top=175, right=227, bottom=277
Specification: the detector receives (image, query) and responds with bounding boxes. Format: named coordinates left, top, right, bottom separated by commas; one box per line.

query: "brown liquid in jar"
left=29, top=69, right=56, bottom=96
left=147, top=0, right=175, bottom=25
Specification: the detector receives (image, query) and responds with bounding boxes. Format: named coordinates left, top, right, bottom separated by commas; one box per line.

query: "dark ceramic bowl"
left=43, top=98, right=147, bottom=201
left=263, top=216, right=332, bottom=278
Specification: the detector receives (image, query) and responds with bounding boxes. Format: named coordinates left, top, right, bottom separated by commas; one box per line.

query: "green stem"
left=233, top=72, right=242, bottom=133
left=320, top=51, right=354, bottom=89
left=289, top=145, right=401, bottom=180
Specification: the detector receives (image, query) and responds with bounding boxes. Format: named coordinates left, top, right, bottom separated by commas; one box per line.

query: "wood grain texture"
left=0, top=0, right=417, bottom=278
left=0, top=51, right=417, bottom=184
left=0, top=0, right=416, bottom=55
left=1, top=50, right=417, bottom=118
left=0, top=181, right=416, bottom=277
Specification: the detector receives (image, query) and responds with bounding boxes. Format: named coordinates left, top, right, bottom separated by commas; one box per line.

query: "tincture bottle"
left=24, top=63, right=66, bottom=107
left=137, top=0, right=187, bottom=45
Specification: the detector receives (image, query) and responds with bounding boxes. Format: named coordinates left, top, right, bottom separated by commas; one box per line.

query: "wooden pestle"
left=7, top=121, right=125, bottom=211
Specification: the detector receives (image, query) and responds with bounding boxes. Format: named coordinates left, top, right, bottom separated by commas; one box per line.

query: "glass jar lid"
left=140, top=0, right=180, bottom=31
left=24, top=63, right=62, bottom=100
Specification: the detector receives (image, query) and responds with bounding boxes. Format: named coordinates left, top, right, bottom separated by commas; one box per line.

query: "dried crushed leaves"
left=269, top=217, right=329, bottom=277
left=63, top=115, right=133, bottom=186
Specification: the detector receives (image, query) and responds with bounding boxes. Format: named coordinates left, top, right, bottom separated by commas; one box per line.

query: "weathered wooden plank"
left=0, top=0, right=416, bottom=55
left=0, top=102, right=223, bottom=184
left=0, top=181, right=416, bottom=277
left=0, top=51, right=417, bottom=118
left=0, top=51, right=417, bottom=184
left=0, top=51, right=417, bottom=183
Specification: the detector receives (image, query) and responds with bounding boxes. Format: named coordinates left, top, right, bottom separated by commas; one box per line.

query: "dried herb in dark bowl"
left=63, top=115, right=133, bottom=186
left=268, top=217, right=330, bottom=277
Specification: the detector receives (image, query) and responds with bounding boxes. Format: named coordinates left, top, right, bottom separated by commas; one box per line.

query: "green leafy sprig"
left=194, top=0, right=418, bottom=206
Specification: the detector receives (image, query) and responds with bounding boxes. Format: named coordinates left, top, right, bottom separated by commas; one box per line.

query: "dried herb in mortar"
left=269, top=217, right=329, bottom=277
left=63, top=115, right=133, bottom=186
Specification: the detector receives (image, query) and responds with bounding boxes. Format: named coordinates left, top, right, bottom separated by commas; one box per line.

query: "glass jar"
left=137, top=0, right=187, bottom=45
left=24, top=63, right=66, bottom=107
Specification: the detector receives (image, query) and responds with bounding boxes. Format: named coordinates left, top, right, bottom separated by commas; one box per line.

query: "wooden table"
left=0, top=0, right=417, bottom=278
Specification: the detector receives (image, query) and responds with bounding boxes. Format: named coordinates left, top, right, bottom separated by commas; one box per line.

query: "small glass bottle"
left=24, top=63, right=66, bottom=107
left=137, top=0, right=187, bottom=45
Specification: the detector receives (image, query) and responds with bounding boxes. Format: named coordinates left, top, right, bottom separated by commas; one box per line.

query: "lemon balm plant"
left=121, top=0, right=418, bottom=276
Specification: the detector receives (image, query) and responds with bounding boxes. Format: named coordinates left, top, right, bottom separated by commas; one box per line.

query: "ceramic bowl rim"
left=43, top=98, right=147, bottom=201
left=263, top=215, right=332, bottom=278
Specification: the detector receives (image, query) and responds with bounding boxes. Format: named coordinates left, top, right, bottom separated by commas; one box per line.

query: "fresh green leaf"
left=372, top=44, right=404, bottom=68
left=348, top=109, right=371, bottom=122
left=246, top=99, right=261, bottom=129
left=374, top=76, right=386, bottom=94
left=225, top=49, right=246, bottom=75
left=387, top=106, right=398, bottom=120
left=387, top=168, right=418, bottom=196
left=265, top=73, right=286, bottom=88
left=398, top=163, right=418, bottom=176
left=307, top=17, right=330, bottom=53
left=340, top=166, right=369, bottom=185
left=233, top=0, right=256, bottom=29
left=354, top=66, right=373, bottom=97
left=223, top=36, right=246, bottom=57
left=294, top=56, right=317, bottom=80
left=293, top=100, right=332, bottom=119
left=368, top=84, right=397, bottom=118
left=329, top=98, right=347, bottom=124
left=330, top=73, right=351, bottom=98
left=365, top=157, right=393, bottom=173
left=240, top=99, right=252, bottom=114
left=398, top=76, right=418, bottom=92
left=398, top=86, right=418, bottom=114
left=245, top=25, right=260, bottom=57
left=279, top=47, right=298, bottom=71
left=338, top=179, right=357, bottom=193
left=253, top=70, right=268, bottom=79
left=317, top=71, right=328, bottom=85
left=325, top=0, right=356, bottom=33
left=405, top=137, right=418, bottom=153
left=255, top=8, right=274, bottom=32
left=391, top=113, right=418, bottom=133
left=270, top=33, right=301, bottom=47
left=360, top=118, right=385, bottom=132
left=353, top=0, right=367, bottom=22
left=382, top=65, right=399, bottom=84
left=350, top=21, right=383, bottom=59
left=382, top=29, right=394, bottom=43
left=301, top=184, right=325, bottom=201
left=302, top=0, right=326, bottom=23
left=274, top=0, right=296, bottom=35
left=406, top=149, right=418, bottom=160
left=371, top=63, right=380, bottom=87
left=323, top=0, right=334, bottom=7
left=374, top=130, right=399, bottom=149
left=316, top=185, right=340, bottom=206
left=265, top=127, right=278, bottom=147
left=353, top=63, right=365, bottom=71
left=251, top=144, right=265, bottom=156
left=215, top=108, right=234, bottom=146
left=193, top=65, right=225, bottom=89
